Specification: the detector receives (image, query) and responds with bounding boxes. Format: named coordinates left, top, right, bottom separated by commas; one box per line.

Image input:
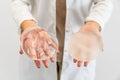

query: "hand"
left=68, top=21, right=103, bottom=67
left=19, top=21, right=59, bottom=68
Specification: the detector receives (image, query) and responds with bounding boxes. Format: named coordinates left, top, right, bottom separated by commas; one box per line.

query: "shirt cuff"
left=85, top=16, right=104, bottom=31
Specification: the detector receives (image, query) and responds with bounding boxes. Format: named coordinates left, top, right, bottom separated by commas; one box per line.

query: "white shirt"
left=11, top=0, right=113, bottom=60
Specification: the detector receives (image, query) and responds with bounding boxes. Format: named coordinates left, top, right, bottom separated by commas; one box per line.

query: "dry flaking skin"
left=67, top=30, right=103, bottom=62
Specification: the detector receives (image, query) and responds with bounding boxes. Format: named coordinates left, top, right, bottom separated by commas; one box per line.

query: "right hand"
left=68, top=22, right=103, bottom=67
left=19, top=20, right=59, bottom=68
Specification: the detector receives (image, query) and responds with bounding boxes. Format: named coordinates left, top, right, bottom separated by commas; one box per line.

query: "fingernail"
left=19, top=50, right=23, bottom=54
left=73, top=60, right=77, bottom=63
left=84, top=65, right=87, bottom=67
left=57, top=49, right=60, bottom=54
left=77, top=62, right=82, bottom=67
left=77, top=63, right=81, bottom=67
left=78, top=65, right=81, bottom=67
left=52, top=60, right=54, bottom=63
left=37, top=66, right=40, bottom=68
left=84, top=63, right=88, bottom=67
left=52, top=58, right=55, bottom=62
left=46, top=66, right=48, bottom=68
left=51, top=60, right=54, bottom=63
left=46, top=63, right=48, bottom=68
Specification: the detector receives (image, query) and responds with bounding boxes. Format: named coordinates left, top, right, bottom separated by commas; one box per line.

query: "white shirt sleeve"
left=11, top=0, right=37, bottom=27
left=85, top=0, right=113, bottom=30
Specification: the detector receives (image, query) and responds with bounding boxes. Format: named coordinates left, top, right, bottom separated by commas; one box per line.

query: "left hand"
left=68, top=21, right=104, bottom=67
left=20, top=25, right=59, bottom=68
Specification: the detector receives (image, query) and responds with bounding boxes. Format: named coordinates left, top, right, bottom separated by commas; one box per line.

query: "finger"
left=84, top=61, right=89, bottom=67
left=43, top=43, right=55, bottom=62
left=29, top=47, right=37, bottom=59
left=49, top=42, right=59, bottom=53
left=34, top=60, right=40, bottom=68
left=44, top=42, right=57, bottom=58
left=36, top=51, right=40, bottom=59
left=43, top=42, right=51, bottom=56
left=36, top=48, right=44, bottom=59
left=19, top=47, right=24, bottom=54
left=73, top=58, right=77, bottom=63
left=42, top=60, right=48, bottom=68
left=77, top=61, right=82, bottom=67
left=50, top=57, right=54, bottom=62
left=37, top=48, right=49, bottom=60
left=24, top=39, right=33, bottom=55
left=47, top=39, right=60, bottom=54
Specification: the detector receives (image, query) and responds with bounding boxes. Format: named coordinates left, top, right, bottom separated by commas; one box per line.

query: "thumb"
left=34, top=60, right=40, bottom=68
left=19, top=47, right=24, bottom=54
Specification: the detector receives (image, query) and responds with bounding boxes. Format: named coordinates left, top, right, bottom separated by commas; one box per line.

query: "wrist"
left=20, top=20, right=38, bottom=33
left=84, top=21, right=101, bottom=32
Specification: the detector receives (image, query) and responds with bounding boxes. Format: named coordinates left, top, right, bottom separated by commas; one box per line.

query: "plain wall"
left=0, top=0, right=19, bottom=80
left=0, top=0, right=119, bottom=80
left=95, top=0, right=120, bottom=80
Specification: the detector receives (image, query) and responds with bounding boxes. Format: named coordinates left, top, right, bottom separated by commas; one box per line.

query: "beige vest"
left=56, top=0, right=66, bottom=62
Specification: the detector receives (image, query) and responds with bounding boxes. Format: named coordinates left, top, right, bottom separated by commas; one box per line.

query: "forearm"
left=11, top=0, right=37, bottom=29
left=85, top=0, right=113, bottom=30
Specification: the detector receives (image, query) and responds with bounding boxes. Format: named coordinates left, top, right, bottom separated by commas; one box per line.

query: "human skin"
left=20, top=20, right=60, bottom=68
left=73, top=21, right=103, bottom=67
left=20, top=20, right=101, bottom=68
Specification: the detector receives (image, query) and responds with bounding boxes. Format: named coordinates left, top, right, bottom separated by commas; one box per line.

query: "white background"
left=0, top=0, right=120, bottom=80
